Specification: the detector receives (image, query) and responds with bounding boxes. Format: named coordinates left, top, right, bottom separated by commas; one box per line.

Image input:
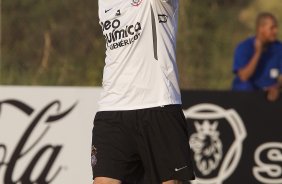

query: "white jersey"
left=98, top=0, right=181, bottom=111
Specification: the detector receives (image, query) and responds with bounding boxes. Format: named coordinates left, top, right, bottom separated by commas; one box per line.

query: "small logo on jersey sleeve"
left=158, top=14, right=168, bottom=23
left=131, top=0, right=143, bottom=6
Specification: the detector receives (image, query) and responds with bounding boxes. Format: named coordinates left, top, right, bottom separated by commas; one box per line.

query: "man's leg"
left=92, top=111, right=144, bottom=184
left=93, top=178, right=182, bottom=184
left=163, top=180, right=183, bottom=184
left=135, top=105, right=195, bottom=183
left=93, top=177, right=121, bottom=184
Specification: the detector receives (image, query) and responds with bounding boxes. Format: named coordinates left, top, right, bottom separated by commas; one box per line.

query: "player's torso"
left=98, top=0, right=179, bottom=60
left=252, top=42, right=282, bottom=88
left=98, top=0, right=181, bottom=110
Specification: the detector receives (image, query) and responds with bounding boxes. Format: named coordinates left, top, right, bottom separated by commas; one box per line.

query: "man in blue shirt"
left=232, top=12, right=282, bottom=101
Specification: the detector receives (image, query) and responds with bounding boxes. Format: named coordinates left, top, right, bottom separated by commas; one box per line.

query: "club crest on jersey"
left=91, top=146, right=97, bottom=167
left=131, top=0, right=143, bottom=6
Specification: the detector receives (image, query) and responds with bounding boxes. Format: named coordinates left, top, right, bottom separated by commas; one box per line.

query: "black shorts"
left=91, top=104, right=195, bottom=184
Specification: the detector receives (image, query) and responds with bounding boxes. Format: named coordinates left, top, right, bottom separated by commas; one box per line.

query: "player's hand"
left=267, top=85, right=280, bottom=102
left=254, top=38, right=263, bottom=54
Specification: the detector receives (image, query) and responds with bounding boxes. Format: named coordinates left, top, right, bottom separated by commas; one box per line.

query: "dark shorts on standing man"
left=91, top=104, right=195, bottom=184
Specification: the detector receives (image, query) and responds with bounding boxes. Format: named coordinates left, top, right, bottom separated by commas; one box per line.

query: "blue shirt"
left=232, top=37, right=282, bottom=91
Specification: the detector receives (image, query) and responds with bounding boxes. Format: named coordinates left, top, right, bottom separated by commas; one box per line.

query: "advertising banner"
left=0, top=86, right=102, bottom=184
left=182, top=91, right=282, bottom=184
left=1, top=87, right=281, bottom=184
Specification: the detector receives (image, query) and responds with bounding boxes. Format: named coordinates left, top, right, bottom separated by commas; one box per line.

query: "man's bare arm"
left=238, top=39, right=263, bottom=81
left=278, top=75, right=282, bottom=88
left=266, top=75, right=282, bottom=102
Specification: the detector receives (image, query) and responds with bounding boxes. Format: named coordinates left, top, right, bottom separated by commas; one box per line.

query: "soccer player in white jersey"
left=91, top=0, right=195, bottom=183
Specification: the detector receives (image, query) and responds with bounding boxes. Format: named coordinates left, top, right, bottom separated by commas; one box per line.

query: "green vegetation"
left=1, top=0, right=282, bottom=89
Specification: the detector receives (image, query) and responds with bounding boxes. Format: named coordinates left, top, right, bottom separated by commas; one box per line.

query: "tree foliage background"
left=1, top=0, right=282, bottom=89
